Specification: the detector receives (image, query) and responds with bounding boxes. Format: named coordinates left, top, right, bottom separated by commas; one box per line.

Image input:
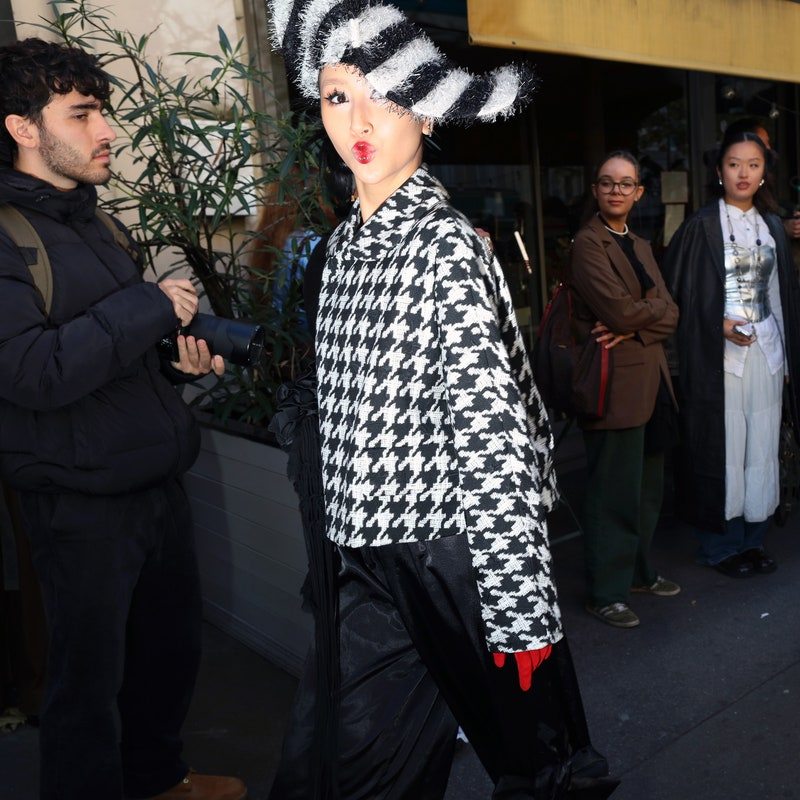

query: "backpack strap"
left=95, top=208, right=143, bottom=269
left=0, top=204, right=53, bottom=316
left=0, top=205, right=143, bottom=320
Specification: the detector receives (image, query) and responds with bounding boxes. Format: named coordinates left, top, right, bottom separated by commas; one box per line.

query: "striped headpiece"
left=266, top=0, right=536, bottom=124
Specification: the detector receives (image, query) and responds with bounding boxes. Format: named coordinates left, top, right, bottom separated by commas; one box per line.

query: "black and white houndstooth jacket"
left=316, top=166, right=563, bottom=651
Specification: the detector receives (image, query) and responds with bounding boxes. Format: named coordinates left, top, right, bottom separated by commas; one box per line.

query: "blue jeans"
left=695, top=516, right=772, bottom=565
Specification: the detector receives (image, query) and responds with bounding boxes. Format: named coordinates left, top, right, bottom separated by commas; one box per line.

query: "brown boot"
left=147, top=770, right=247, bottom=800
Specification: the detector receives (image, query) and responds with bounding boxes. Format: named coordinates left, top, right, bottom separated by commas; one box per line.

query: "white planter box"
left=184, top=424, right=311, bottom=675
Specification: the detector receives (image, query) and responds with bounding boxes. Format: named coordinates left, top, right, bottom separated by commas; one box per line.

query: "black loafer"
left=741, top=548, right=778, bottom=574
left=712, top=553, right=755, bottom=578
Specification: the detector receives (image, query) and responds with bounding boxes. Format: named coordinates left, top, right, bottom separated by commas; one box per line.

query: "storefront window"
left=635, top=96, right=689, bottom=249
left=533, top=55, right=687, bottom=292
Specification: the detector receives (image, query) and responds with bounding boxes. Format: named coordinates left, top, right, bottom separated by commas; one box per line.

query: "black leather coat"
left=662, top=202, right=800, bottom=532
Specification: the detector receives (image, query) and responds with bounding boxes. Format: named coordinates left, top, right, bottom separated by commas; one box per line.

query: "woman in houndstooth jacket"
left=267, top=2, right=618, bottom=798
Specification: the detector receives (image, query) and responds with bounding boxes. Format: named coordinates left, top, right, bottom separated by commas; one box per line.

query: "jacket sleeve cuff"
left=92, top=282, right=179, bottom=365
left=467, top=516, right=564, bottom=652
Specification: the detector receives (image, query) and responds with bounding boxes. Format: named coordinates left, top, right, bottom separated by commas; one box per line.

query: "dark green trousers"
left=582, top=426, right=663, bottom=607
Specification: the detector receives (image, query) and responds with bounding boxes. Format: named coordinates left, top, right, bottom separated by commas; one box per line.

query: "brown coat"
left=566, top=215, right=678, bottom=431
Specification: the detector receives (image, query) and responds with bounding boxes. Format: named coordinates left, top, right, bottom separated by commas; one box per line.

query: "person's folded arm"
left=636, top=268, right=679, bottom=345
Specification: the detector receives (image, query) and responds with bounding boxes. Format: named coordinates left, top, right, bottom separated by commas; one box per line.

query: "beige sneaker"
left=631, top=576, right=681, bottom=596
left=147, top=770, right=247, bottom=800
left=585, top=602, right=640, bottom=628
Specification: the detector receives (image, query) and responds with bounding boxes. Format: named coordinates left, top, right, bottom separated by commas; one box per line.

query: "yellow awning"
left=467, top=0, right=800, bottom=82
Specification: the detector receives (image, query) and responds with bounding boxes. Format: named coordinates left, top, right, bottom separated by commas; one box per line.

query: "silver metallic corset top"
left=723, top=243, right=775, bottom=323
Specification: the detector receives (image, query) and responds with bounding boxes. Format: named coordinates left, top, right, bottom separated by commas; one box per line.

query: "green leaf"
left=217, top=26, right=231, bottom=55
left=144, top=60, right=160, bottom=87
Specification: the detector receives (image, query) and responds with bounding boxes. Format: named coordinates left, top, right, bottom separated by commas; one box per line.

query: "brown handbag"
left=532, top=282, right=612, bottom=419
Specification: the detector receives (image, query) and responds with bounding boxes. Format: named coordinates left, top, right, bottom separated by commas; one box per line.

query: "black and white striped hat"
left=266, top=0, right=536, bottom=124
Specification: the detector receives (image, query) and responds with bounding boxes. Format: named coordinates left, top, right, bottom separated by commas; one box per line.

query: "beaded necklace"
left=723, top=203, right=762, bottom=255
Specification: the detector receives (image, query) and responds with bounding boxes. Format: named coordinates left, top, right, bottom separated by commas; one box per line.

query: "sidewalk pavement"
left=2, top=473, right=799, bottom=799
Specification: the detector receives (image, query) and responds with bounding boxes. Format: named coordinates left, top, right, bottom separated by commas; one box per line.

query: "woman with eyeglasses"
left=567, top=150, right=680, bottom=628
left=663, top=129, right=800, bottom=578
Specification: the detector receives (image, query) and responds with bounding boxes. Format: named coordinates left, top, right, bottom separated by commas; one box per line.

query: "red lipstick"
left=352, top=141, right=375, bottom=164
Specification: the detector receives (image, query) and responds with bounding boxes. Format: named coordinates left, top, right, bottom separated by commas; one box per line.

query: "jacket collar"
left=763, top=211, right=784, bottom=244
left=334, top=165, right=449, bottom=264
left=586, top=213, right=650, bottom=297
left=701, top=202, right=726, bottom=283
left=0, top=168, right=99, bottom=223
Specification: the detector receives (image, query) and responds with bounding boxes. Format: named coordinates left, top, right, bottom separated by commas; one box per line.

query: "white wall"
left=10, top=0, right=244, bottom=57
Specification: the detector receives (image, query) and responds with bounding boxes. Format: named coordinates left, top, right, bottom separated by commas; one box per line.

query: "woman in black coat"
left=663, top=129, right=800, bottom=577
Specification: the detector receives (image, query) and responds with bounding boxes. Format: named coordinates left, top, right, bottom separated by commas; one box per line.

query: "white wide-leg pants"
left=724, top=344, right=783, bottom=522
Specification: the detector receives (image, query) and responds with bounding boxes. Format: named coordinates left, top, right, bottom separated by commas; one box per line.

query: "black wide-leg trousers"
left=19, top=480, right=203, bottom=800
left=270, top=534, right=617, bottom=800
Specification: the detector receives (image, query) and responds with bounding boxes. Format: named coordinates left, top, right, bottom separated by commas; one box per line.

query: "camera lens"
left=184, top=314, right=265, bottom=367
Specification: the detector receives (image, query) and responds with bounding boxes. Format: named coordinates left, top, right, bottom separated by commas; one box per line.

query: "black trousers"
left=19, top=480, right=203, bottom=800
left=0, top=484, right=47, bottom=716
left=582, top=427, right=662, bottom=607
left=270, top=534, right=617, bottom=800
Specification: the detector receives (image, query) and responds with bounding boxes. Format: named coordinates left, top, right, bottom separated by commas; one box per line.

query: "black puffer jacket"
left=0, top=168, right=199, bottom=494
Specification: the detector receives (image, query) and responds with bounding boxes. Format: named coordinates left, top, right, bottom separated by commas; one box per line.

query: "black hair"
left=714, top=129, right=778, bottom=215
left=593, top=149, right=641, bottom=182
left=724, top=116, right=770, bottom=142
left=0, top=38, right=111, bottom=163
left=318, top=136, right=355, bottom=221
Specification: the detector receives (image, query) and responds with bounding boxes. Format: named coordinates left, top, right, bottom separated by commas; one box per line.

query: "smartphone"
left=733, top=324, right=755, bottom=339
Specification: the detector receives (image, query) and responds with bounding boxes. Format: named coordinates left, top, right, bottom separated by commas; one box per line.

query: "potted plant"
left=40, top=0, right=330, bottom=670
left=46, top=0, right=331, bottom=425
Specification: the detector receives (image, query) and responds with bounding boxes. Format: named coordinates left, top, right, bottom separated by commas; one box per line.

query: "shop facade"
left=383, top=0, right=800, bottom=340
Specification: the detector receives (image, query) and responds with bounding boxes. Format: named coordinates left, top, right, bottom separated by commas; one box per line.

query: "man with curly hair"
left=0, top=38, right=245, bottom=800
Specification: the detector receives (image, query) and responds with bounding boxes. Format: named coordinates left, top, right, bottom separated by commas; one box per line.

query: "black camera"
left=159, top=313, right=265, bottom=367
